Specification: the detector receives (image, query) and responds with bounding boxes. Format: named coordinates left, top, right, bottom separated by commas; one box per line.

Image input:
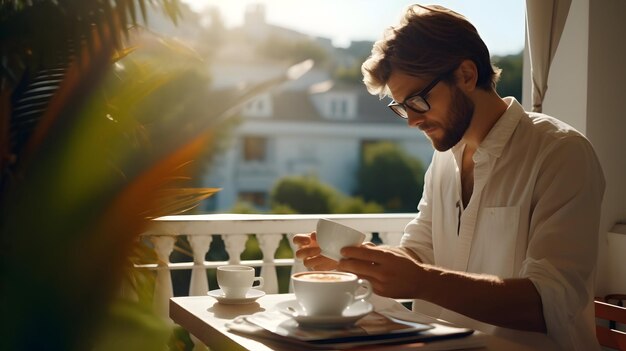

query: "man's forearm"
left=417, top=264, right=547, bottom=333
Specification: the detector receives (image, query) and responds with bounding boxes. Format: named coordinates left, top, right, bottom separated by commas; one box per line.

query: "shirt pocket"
left=469, top=206, right=520, bottom=278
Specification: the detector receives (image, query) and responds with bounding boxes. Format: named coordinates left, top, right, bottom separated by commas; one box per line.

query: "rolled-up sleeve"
left=401, top=161, right=435, bottom=264
left=520, top=136, right=605, bottom=350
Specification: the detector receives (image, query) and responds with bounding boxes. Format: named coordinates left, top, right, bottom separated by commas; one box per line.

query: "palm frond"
left=0, top=0, right=183, bottom=186
left=1, top=5, right=313, bottom=346
left=0, top=90, right=12, bottom=177
left=17, top=23, right=116, bottom=168
left=148, top=188, right=222, bottom=217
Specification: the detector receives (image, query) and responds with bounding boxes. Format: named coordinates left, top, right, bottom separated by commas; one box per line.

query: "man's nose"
left=406, top=110, right=425, bottom=128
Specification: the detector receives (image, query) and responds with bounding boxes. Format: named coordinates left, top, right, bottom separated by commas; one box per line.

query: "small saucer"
left=276, top=299, right=373, bottom=328
left=207, top=288, right=266, bottom=305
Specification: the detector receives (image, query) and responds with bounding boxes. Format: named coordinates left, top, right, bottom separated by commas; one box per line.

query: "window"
left=325, top=94, right=356, bottom=120
left=330, top=99, right=347, bottom=116
left=242, top=136, right=268, bottom=161
left=238, top=191, right=267, bottom=207
left=242, top=93, right=272, bottom=118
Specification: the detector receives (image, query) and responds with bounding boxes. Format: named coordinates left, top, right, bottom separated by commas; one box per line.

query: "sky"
left=181, top=0, right=526, bottom=56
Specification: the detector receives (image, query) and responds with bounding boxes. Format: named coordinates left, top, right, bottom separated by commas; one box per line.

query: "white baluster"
left=257, top=233, right=282, bottom=294
left=286, top=233, right=307, bottom=293
left=379, top=232, right=404, bottom=246
left=188, top=235, right=213, bottom=296
left=188, top=235, right=213, bottom=351
left=223, top=234, right=247, bottom=264
left=151, top=235, right=176, bottom=321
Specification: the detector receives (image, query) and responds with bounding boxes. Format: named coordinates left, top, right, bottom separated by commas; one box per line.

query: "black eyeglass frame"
left=387, top=69, right=454, bottom=119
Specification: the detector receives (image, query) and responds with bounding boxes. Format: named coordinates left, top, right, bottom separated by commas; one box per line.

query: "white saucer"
left=207, top=288, right=265, bottom=305
left=276, top=299, right=373, bottom=328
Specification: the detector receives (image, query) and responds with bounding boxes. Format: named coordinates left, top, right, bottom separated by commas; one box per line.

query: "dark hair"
left=362, top=4, right=501, bottom=97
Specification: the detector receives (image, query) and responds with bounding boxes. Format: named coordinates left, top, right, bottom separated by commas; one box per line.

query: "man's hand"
left=337, top=245, right=424, bottom=299
left=293, top=232, right=338, bottom=271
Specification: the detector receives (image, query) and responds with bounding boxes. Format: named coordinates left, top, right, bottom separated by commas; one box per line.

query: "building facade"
left=204, top=82, right=433, bottom=211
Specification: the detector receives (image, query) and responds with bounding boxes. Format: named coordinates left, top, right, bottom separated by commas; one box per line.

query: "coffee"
left=296, top=273, right=353, bottom=282
left=291, top=271, right=372, bottom=316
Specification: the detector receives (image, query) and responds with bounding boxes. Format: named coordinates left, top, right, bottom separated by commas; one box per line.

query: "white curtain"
left=525, top=0, right=572, bottom=113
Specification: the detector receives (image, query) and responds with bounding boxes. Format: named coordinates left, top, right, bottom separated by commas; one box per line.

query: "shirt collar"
left=449, top=97, right=525, bottom=160
left=475, top=97, right=524, bottom=158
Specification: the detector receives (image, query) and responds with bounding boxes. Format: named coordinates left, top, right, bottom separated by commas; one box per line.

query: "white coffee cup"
left=291, top=271, right=372, bottom=316
left=316, top=218, right=366, bottom=261
left=217, top=265, right=264, bottom=299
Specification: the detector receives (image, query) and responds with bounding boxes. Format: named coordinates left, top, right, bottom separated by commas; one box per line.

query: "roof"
left=272, top=90, right=322, bottom=121
left=221, top=86, right=405, bottom=125
left=206, top=75, right=407, bottom=126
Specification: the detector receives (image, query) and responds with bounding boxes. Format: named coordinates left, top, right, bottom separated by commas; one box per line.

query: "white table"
left=170, top=294, right=539, bottom=351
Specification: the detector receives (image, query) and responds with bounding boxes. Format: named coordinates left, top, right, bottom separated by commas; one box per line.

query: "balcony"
left=136, top=213, right=416, bottom=320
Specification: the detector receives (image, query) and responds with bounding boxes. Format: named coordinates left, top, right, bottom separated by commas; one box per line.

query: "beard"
left=426, top=86, right=474, bottom=151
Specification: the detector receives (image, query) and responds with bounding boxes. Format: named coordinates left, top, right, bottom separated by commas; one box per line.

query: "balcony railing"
left=136, top=213, right=416, bottom=321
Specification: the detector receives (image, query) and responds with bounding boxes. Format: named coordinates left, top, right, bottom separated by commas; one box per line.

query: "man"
left=293, top=4, right=605, bottom=351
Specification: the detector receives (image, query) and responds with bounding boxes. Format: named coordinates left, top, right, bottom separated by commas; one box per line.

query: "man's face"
left=387, top=70, right=474, bottom=151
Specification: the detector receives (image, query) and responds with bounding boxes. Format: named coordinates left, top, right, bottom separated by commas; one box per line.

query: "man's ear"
left=457, top=59, right=478, bottom=92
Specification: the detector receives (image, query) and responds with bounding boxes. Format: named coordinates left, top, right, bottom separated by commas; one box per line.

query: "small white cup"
left=217, top=265, right=264, bottom=299
left=291, top=271, right=372, bottom=316
left=316, top=218, right=366, bottom=261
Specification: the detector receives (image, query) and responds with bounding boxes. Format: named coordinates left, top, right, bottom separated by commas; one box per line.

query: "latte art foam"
left=297, top=273, right=353, bottom=282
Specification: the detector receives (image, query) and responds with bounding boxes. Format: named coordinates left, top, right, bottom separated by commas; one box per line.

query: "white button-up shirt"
left=401, top=97, right=605, bottom=351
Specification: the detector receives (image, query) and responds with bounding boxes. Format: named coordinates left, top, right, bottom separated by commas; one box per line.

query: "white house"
left=204, top=80, right=433, bottom=211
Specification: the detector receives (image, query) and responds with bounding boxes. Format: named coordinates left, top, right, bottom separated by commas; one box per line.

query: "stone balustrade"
left=136, top=213, right=415, bottom=349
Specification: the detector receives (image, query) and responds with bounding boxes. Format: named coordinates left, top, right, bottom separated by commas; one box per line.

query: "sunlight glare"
left=180, top=0, right=525, bottom=55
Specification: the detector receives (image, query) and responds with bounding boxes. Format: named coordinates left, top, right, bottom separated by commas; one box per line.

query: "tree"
left=493, top=51, right=523, bottom=101
left=356, top=142, right=425, bottom=212
left=197, top=6, right=226, bottom=58
left=333, top=63, right=363, bottom=84
left=271, top=175, right=339, bottom=214
left=334, top=196, right=384, bottom=214
left=270, top=175, right=383, bottom=214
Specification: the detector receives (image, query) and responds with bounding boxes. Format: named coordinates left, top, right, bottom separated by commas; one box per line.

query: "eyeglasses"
left=387, top=71, right=449, bottom=119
